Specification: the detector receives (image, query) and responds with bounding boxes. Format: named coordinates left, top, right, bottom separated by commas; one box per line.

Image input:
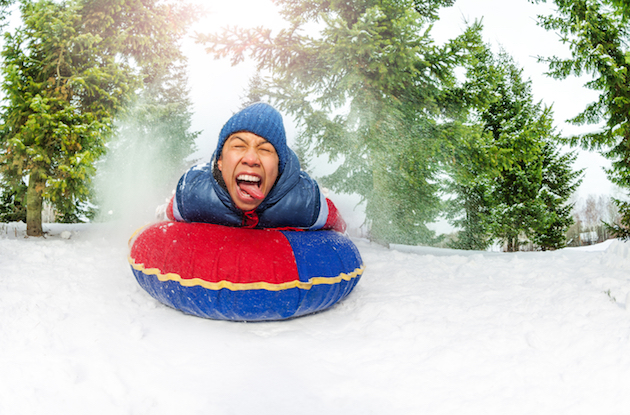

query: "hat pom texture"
left=215, top=103, right=288, bottom=174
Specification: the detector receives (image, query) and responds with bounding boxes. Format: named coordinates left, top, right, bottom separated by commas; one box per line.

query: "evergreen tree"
left=93, top=62, right=200, bottom=222
left=0, top=0, right=135, bottom=234
left=444, top=38, right=502, bottom=250
left=89, top=0, right=201, bottom=222
left=292, top=133, right=314, bottom=175
left=0, top=0, right=198, bottom=234
left=0, top=0, right=14, bottom=27
left=449, top=46, right=581, bottom=251
left=531, top=141, right=581, bottom=249
left=240, top=72, right=265, bottom=110
left=0, top=183, right=26, bottom=222
left=445, top=124, right=497, bottom=250
left=534, top=0, right=630, bottom=239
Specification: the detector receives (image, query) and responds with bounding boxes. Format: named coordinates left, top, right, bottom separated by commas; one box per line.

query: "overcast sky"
left=184, top=0, right=613, bottom=198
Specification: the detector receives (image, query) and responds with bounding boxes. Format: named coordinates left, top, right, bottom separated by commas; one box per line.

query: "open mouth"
left=236, top=174, right=264, bottom=200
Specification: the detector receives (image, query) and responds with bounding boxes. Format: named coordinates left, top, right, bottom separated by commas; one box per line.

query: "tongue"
left=239, top=182, right=265, bottom=200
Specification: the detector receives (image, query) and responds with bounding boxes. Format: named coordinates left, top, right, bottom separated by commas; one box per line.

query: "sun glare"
left=191, top=0, right=286, bottom=33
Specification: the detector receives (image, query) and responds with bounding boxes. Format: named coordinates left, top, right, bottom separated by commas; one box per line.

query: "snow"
left=2, top=222, right=630, bottom=414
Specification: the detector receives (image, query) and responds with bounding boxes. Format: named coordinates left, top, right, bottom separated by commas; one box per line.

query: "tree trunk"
left=26, top=173, right=44, bottom=237
left=506, top=236, right=516, bottom=252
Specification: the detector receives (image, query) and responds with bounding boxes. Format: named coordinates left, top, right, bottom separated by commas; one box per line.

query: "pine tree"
left=445, top=124, right=497, bottom=251
left=0, top=0, right=134, bottom=234
left=0, top=0, right=14, bottom=27
left=93, top=63, right=200, bottom=222
left=0, top=183, right=26, bottom=222
left=449, top=45, right=581, bottom=251
left=534, top=0, right=630, bottom=239
left=532, top=141, right=582, bottom=249
left=240, top=73, right=265, bottom=110
left=0, top=0, right=198, bottom=234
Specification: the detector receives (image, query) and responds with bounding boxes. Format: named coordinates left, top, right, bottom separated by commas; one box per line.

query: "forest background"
left=0, top=0, right=623, bottom=250
left=186, top=0, right=612, bottom=220
left=179, top=0, right=622, bottom=249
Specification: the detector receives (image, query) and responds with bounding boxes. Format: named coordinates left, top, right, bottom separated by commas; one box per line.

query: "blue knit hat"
left=214, top=102, right=288, bottom=174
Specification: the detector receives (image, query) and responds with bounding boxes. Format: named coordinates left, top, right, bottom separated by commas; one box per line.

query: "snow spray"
left=92, top=117, right=197, bottom=239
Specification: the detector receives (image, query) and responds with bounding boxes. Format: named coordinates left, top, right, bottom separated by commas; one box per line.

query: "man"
left=165, top=102, right=346, bottom=232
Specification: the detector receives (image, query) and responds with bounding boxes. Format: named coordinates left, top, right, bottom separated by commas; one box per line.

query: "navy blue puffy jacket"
left=172, top=149, right=328, bottom=229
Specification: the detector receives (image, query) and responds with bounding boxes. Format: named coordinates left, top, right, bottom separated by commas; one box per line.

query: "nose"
left=241, top=146, right=260, bottom=167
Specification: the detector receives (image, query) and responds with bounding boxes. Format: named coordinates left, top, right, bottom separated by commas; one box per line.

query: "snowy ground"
left=1, top=221, right=630, bottom=415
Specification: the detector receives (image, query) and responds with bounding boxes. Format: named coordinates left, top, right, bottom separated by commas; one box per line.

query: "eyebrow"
left=229, top=134, right=272, bottom=147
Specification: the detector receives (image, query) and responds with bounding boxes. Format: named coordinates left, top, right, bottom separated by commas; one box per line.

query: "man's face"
left=217, top=131, right=280, bottom=211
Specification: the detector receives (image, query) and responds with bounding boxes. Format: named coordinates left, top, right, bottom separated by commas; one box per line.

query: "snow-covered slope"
left=1, top=222, right=630, bottom=414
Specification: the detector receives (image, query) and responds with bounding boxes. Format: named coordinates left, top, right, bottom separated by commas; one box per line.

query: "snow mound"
left=604, top=238, right=630, bottom=258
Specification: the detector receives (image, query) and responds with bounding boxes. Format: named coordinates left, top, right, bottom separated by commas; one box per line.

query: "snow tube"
left=128, top=221, right=364, bottom=321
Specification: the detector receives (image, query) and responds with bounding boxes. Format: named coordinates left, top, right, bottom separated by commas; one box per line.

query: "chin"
left=233, top=197, right=263, bottom=211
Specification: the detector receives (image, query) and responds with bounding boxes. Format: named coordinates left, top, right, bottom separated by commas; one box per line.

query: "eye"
left=259, top=144, right=276, bottom=154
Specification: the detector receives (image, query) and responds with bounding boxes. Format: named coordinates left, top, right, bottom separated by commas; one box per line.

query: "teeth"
left=237, top=174, right=260, bottom=182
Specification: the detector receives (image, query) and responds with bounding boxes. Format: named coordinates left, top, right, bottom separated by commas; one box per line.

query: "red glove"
left=166, top=196, right=175, bottom=221
left=322, top=198, right=347, bottom=233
